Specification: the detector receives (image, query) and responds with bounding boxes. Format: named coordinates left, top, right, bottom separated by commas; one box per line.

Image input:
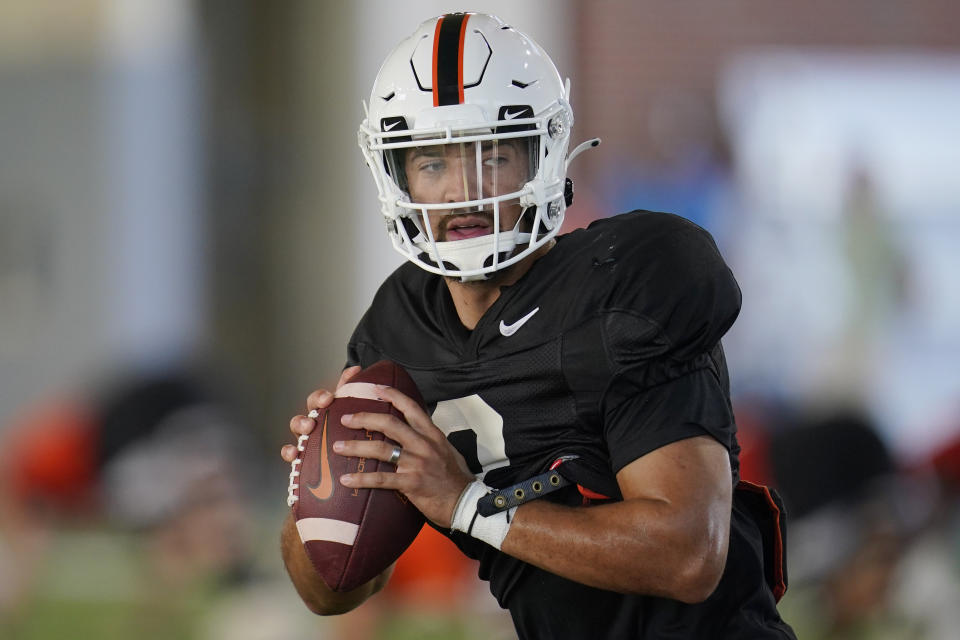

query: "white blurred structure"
left=720, top=51, right=960, bottom=461
left=102, top=0, right=206, bottom=369
left=0, top=0, right=205, bottom=429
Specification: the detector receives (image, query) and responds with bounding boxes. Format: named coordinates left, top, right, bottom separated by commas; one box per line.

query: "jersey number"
left=431, top=394, right=509, bottom=478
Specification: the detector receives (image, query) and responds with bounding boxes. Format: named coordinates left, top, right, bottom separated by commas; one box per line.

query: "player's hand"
left=333, top=385, right=474, bottom=528
left=280, top=366, right=362, bottom=464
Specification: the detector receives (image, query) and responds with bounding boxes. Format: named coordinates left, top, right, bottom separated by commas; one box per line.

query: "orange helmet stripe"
left=432, top=13, right=470, bottom=107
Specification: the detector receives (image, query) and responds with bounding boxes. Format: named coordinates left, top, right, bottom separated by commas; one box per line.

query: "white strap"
left=450, top=480, right=515, bottom=550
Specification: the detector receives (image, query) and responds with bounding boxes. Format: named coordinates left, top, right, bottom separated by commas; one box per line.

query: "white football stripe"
left=296, top=518, right=359, bottom=546
left=334, top=382, right=382, bottom=400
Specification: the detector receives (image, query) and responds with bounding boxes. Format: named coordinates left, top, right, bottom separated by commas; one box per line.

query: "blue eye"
left=419, top=160, right=445, bottom=173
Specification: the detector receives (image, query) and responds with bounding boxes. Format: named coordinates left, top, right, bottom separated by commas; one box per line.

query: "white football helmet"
left=358, top=12, right=598, bottom=281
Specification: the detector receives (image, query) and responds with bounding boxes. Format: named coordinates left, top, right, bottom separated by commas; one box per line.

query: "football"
left=287, top=360, right=426, bottom=592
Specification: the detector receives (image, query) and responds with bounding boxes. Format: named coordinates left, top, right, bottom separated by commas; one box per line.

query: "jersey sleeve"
left=601, top=342, right=735, bottom=473
left=594, top=212, right=741, bottom=473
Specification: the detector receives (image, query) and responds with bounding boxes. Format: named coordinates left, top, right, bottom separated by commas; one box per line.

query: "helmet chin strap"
left=415, top=229, right=533, bottom=281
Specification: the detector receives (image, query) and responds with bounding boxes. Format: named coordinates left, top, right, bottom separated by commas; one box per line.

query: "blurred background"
left=1, top=1, right=958, bottom=638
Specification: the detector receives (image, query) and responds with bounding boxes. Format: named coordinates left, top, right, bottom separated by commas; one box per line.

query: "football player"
left=281, top=12, right=796, bottom=639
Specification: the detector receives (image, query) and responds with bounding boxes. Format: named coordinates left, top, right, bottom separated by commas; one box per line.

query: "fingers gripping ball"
left=287, top=361, right=426, bottom=592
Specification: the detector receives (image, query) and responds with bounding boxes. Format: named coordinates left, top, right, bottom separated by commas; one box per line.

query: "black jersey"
left=347, top=211, right=795, bottom=639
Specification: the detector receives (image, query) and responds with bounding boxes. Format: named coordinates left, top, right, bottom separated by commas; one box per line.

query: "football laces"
left=286, top=433, right=309, bottom=507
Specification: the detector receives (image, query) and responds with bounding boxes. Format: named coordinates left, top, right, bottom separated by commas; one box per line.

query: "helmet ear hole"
left=564, top=178, right=574, bottom=207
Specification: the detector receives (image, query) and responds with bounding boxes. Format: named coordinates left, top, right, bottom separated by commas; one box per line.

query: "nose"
left=440, top=154, right=479, bottom=203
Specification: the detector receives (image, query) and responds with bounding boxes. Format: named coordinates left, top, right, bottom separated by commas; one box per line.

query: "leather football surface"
left=290, top=360, right=426, bottom=592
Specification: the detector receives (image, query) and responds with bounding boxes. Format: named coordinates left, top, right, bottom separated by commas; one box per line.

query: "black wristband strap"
left=477, top=468, right=571, bottom=516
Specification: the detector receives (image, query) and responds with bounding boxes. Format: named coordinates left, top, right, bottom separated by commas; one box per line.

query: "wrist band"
left=450, top=480, right=516, bottom=550
left=477, top=467, right=570, bottom=516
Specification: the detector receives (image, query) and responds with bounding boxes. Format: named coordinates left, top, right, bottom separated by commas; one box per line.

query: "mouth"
left=443, top=213, right=493, bottom=241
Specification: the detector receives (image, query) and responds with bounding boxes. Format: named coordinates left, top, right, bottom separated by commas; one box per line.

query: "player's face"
left=403, top=140, right=531, bottom=242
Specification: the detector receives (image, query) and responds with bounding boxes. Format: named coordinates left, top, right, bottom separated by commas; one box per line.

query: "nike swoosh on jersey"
left=308, top=414, right=335, bottom=501
left=499, top=307, right=540, bottom=336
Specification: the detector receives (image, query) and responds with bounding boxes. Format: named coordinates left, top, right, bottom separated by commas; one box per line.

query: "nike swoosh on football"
left=308, top=413, right=335, bottom=501
left=499, top=307, right=540, bottom=336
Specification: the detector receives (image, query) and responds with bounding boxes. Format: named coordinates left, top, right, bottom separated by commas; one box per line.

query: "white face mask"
left=361, top=105, right=575, bottom=281
left=384, top=138, right=532, bottom=280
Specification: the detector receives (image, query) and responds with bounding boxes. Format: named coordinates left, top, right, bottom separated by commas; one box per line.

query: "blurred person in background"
left=888, top=420, right=960, bottom=640
left=0, top=368, right=270, bottom=640
left=769, top=410, right=935, bottom=640
left=281, top=12, right=794, bottom=639
left=833, top=161, right=910, bottom=403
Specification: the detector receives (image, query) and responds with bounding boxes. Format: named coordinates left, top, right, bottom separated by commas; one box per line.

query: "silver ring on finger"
left=387, top=445, right=402, bottom=466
